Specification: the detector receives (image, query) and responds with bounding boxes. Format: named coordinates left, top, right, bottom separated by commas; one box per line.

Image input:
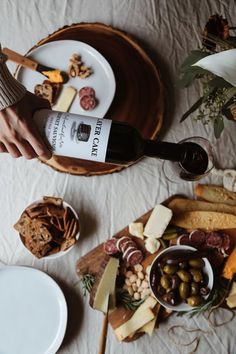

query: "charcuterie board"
left=76, top=188, right=236, bottom=343
left=18, top=23, right=164, bottom=176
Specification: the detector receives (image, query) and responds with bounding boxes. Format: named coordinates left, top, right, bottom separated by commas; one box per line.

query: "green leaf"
left=208, top=76, right=233, bottom=89
left=214, top=117, right=224, bottom=138
left=180, top=50, right=210, bottom=71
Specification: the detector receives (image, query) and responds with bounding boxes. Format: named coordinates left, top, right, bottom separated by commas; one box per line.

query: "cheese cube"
left=144, top=205, right=173, bottom=238
left=129, top=222, right=144, bottom=239
left=145, top=238, right=160, bottom=254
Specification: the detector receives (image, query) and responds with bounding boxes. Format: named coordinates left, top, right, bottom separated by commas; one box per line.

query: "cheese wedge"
left=92, top=257, right=119, bottom=313
left=226, top=293, right=236, bottom=308
left=229, top=282, right=236, bottom=296
left=144, top=205, right=173, bottom=238
left=129, top=222, right=144, bottom=239
left=53, top=86, right=77, bottom=112
left=114, top=308, right=155, bottom=341
left=140, top=303, right=161, bottom=336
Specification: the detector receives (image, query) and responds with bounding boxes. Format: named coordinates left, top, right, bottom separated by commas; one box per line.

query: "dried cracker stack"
left=14, top=196, right=79, bottom=258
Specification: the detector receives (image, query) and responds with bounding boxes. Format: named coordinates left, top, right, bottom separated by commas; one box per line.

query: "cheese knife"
left=3, top=47, right=69, bottom=83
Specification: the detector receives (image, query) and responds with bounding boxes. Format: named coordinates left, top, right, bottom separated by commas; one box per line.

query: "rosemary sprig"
left=116, top=288, right=146, bottom=311
left=81, top=273, right=95, bottom=296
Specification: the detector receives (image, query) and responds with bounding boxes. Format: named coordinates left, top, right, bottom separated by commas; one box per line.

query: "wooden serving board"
left=76, top=208, right=168, bottom=342
left=76, top=197, right=236, bottom=342
left=24, top=23, right=165, bottom=175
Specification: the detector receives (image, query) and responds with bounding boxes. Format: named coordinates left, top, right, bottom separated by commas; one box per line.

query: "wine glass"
left=162, top=137, right=215, bottom=182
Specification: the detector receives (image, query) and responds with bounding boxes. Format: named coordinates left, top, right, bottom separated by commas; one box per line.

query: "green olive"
left=190, top=282, right=199, bottom=295
left=163, top=264, right=178, bottom=275
left=179, top=282, right=190, bottom=299
left=189, top=269, right=203, bottom=283
left=160, top=275, right=171, bottom=290
left=188, top=258, right=205, bottom=269
left=187, top=295, right=202, bottom=307
left=177, top=270, right=192, bottom=282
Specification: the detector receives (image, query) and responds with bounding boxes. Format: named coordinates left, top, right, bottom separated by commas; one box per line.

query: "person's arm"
left=0, top=45, right=51, bottom=160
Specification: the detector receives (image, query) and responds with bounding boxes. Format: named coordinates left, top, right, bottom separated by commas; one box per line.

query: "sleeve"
left=0, top=44, right=26, bottom=111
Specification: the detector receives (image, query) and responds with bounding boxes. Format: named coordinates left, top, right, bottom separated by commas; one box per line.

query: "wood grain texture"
left=26, top=23, right=165, bottom=175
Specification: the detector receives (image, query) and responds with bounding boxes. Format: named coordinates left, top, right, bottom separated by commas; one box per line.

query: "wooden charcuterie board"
left=22, top=23, right=164, bottom=176
left=76, top=196, right=236, bottom=342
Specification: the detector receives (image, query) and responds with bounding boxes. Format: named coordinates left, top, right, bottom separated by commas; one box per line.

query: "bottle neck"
left=144, top=140, right=187, bottom=162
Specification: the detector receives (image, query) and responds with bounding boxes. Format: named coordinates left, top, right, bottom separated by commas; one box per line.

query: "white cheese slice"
left=114, top=308, right=155, bottom=341
left=223, top=169, right=236, bottom=192
left=114, top=296, right=157, bottom=341
left=144, top=205, right=173, bottom=238
left=141, top=317, right=157, bottom=336
left=53, top=86, right=77, bottom=112
left=145, top=238, right=161, bottom=254
left=129, top=222, right=144, bottom=239
left=229, top=282, right=236, bottom=296
left=92, top=257, right=119, bottom=313
left=226, top=293, right=236, bottom=308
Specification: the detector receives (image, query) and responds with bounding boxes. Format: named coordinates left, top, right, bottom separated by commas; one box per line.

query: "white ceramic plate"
left=0, top=266, right=67, bottom=354
left=16, top=40, right=116, bottom=118
left=149, top=245, right=214, bottom=312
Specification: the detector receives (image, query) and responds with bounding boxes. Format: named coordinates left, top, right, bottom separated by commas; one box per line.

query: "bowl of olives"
left=149, top=245, right=214, bottom=311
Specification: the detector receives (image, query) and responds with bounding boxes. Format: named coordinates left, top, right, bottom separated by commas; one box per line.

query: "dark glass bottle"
left=105, top=121, right=208, bottom=175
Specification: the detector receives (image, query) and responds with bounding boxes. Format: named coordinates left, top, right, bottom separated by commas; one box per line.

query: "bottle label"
left=34, top=110, right=112, bottom=162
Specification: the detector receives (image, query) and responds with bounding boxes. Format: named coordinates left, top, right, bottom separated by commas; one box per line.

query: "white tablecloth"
left=0, top=0, right=236, bottom=353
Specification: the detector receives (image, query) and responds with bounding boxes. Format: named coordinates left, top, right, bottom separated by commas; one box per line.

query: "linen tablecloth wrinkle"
left=0, top=1, right=236, bottom=353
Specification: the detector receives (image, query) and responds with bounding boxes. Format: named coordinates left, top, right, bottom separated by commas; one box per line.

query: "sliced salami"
left=123, top=246, right=137, bottom=260
left=78, top=86, right=95, bottom=99
left=177, top=234, right=191, bottom=245
left=103, top=238, right=119, bottom=255
left=127, top=250, right=144, bottom=266
left=116, top=236, right=132, bottom=252
left=189, top=230, right=206, bottom=246
left=80, top=95, right=97, bottom=111
left=206, top=232, right=223, bottom=248
left=121, top=240, right=137, bottom=253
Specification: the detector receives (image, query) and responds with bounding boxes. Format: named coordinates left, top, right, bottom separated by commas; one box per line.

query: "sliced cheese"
left=140, top=302, right=161, bottom=336
left=92, top=257, right=119, bottom=313
left=129, top=222, right=144, bottom=239
left=145, top=238, right=161, bottom=254
left=114, top=296, right=157, bottom=341
left=226, top=293, right=236, bottom=308
left=144, top=205, right=173, bottom=238
left=229, top=282, right=236, bottom=296
left=53, top=86, right=77, bottom=112
left=114, top=308, right=155, bottom=341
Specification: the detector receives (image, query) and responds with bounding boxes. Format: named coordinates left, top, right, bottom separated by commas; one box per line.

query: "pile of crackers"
left=14, top=196, right=79, bottom=258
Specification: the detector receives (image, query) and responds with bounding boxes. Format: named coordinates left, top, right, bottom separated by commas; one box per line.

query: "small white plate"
left=16, top=40, right=116, bottom=118
left=0, top=266, right=67, bottom=354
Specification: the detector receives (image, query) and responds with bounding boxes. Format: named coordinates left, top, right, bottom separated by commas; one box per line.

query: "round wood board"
left=27, top=23, right=165, bottom=175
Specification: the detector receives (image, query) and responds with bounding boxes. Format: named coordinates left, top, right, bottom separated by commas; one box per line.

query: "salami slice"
left=189, top=230, right=206, bottom=246
left=116, top=236, right=132, bottom=252
left=103, top=238, right=119, bottom=255
left=121, top=240, right=137, bottom=253
left=78, top=86, right=95, bottom=99
left=123, top=246, right=137, bottom=260
left=177, top=234, right=191, bottom=245
left=206, top=232, right=223, bottom=248
left=127, top=250, right=143, bottom=266
left=80, top=95, right=97, bottom=111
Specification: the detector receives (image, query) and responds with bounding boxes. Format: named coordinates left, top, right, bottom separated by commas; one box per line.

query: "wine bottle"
left=34, top=109, right=208, bottom=174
